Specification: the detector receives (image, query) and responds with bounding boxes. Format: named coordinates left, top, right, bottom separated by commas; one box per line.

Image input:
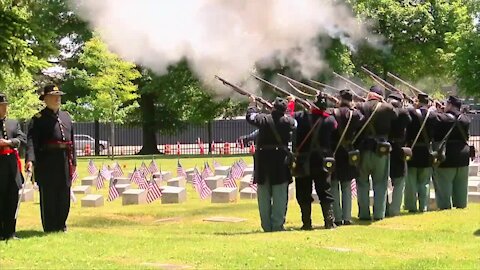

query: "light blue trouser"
left=404, top=167, right=432, bottom=212
left=388, top=176, right=406, bottom=216
left=432, top=167, right=469, bottom=210
left=331, top=180, right=352, bottom=222
left=357, top=151, right=390, bottom=220
left=257, top=182, right=289, bottom=232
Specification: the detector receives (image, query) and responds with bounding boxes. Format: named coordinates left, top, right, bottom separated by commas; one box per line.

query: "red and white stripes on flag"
left=148, top=159, right=159, bottom=174
left=107, top=179, right=120, bottom=201
left=139, top=162, right=150, bottom=177
left=248, top=175, right=257, bottom=192
left=112, top=162, right=124, bottom=178
left=137, top=171, right=149, bottom=190
left=71, top=168, right=78, bottom=183
left=146, top=180, right=162, bottom=203
left=351, top=179, right=357, bottom=198
left=192, top=168, right=211, bottom=200
left=201, top=162, right=213, bottom=179
left=230, top=162, right=244, bottom=180
left=238, top=159, right=247, bottom=170
left=88, top=159, right=97, bottom=176
left=213, top=159, right=221, bottom=168
left=176, top=160, right=187, bottom=178
left=96, top=170, right=105, bottom=190
left=223, top=171, right=237, bottom=189
left=130, top=168, right=143, bottom=184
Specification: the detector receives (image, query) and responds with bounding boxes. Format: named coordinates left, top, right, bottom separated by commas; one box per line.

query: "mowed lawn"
left=1, top=156, right=479, bottom=269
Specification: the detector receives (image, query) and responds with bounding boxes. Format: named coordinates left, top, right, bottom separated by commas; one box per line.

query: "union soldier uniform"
left=26, top=85, right=77, bottom=232
left=291, top=95, right=338, bottom=229
left=355, top=86, right=397, bottom=220
left=0, top=93, right=26, bottom=240
left=404, top=93, right=439, bottom=212
left=246, top=97, right=296, bottom=232
left=432, top=96, right=471, bottom=210
left=386, top=92, right=411, bottom=216
left=330, top=90, right=364, bottom=225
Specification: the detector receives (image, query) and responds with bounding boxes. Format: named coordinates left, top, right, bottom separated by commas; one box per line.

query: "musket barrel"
left=332, top=72, right=369, bottom=94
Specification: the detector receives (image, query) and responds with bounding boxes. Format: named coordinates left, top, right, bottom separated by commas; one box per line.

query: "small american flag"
left=201, top=162, right=213, bottom=179
left=146, top=180, right=162, bottom=203
left=176, top=160, right=187, bottom=178
left=148, top=159, right=159, bottom=174
left=130, top=168, right=143, bottom=184
left=96, top=170, right=104, bottom=190
left=230, top=162, right=244, bottom=180
left=88, top=159, right=97, bottom=176
left=192, top=168, right=211, bottom=200
left=140, top=162, right=150, bottom=177
left=137, top=172, right=149, bottom=190
left=112, top=162, right=124, bottom=177
left=238, top=159, right=247, bottom=170
left=107, top=179, right=120, bottom=201
left=223, top=171, right=237, bottom=188
left=213, top=159, right=221, bottom=168
left=351, top=179, right=357, bottom=198
left=176, top=141, right=181, bottom=155
left=248, top=175, right=257, bottom=192
left=71, top=168, right=78, bottom=183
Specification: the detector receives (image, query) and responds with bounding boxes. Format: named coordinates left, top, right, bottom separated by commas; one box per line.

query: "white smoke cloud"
left=71, top=0, right=378, bottom=94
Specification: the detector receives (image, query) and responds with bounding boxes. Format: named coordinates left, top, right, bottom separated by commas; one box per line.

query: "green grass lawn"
left=1, top=156, right=479, bottom=269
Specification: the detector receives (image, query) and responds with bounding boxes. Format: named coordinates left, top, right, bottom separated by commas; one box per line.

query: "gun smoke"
left=71, top=0, right=380, bottom=95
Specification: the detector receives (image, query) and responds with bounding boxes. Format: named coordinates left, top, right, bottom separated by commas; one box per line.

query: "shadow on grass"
left=15, top=230, right=46, bottom=239
left=71, top=216, right=140, bottom=228
left=474, top=229, right=480, bottom=237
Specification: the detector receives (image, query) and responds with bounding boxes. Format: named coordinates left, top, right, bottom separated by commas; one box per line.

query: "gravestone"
left=81, top=176, right=97, bottom=186
left=114, top=177, right=131, bottom=185
left=122, top=189, right=147, bottom=205
left=205, top=176, right=225, bottom=190
left=81, top=194, right=104, bottom=207
left=167, top=177, right=187, bottom=188
left=240, top=187, right=257, bottom=199
left=115, top=184, right=131, bottom=194
left=214, top=166, right=230, bottom=176
left=211, top=187, right=237, bottom=203
left=19, top=188, right=34, bottom=202
left=72, top=185, right=91, bottom=195
left=161, top=187, right=187, bottom=204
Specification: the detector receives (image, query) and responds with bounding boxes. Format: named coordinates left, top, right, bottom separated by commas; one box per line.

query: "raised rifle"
left=332, top=72, right=370, bottom=94
left=215, top=75, right=273, bottom=108
left=387, top=72, right=442, bottom=106
left=250, top=74, right=316, bottom=109
left=360, top=67, right=415, bottom=103
left=309, top=79, right=366, bottom=102
left=276, top=73, right=339, bottom=104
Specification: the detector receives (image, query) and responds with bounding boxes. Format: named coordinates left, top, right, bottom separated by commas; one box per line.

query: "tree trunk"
left=138, top=92, right=161, bottom=155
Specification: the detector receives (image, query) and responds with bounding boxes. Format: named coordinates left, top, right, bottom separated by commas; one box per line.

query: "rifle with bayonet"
left=250, top=74, right=315, bottom=109
left=276, top=73, right=339, bottom=104
left=215, top=75, right=273, bottom=108
left=360, top=67, right=415, bottom=103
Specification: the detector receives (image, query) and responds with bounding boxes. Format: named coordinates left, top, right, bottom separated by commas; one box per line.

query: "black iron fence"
left=73, top=119, right=257, bottom=156
left=19, top=114, right=480, bottom=157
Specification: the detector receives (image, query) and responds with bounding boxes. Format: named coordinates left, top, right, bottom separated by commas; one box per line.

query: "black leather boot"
left=300, top=203, right=313, bottom=230
left=321, top=203, right=337, bottom=229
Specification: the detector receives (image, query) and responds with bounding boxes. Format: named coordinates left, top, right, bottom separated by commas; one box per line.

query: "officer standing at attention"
left=432, top=96, right=471, bottom=210
left=25, top=85, right=77, bottom=233
left=246, top=96, right=296, bottom=232
left=386, top=92, right=411, bottom=216
left=355, top=86, right=397, bottom=221
left=0, top=93, right=26, bottom=240
left=331, top=90, right=364, bottom=226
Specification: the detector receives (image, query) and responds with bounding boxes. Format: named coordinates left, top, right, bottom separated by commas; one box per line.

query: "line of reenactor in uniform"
left=246, top=82, right=472, bottom=231
left=0, top=85, right=76, bottom=241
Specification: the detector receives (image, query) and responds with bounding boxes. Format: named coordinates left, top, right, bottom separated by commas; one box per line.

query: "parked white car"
left=74, top=134, right=109, bottom=152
